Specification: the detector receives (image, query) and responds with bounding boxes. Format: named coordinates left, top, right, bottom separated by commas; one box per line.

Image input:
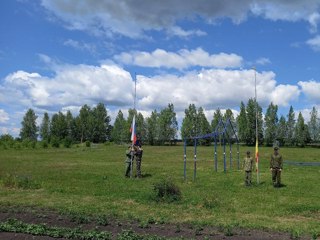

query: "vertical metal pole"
left=193, top=139, right=197, bottom=181
left=214, top=134, right=217, bottom=172
left=130, top=73, right=137, bottom=179
left=229, top=140, right=232, bottom=170
left=254, top=67, right=260, bottom=184
left=223, top=133, right=226, bottom=173
left=184, top=140, right=187, bottom=181
left=237, top=143, right=240, bottom=170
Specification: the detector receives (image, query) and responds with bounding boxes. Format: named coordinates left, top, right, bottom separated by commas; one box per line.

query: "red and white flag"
left=130, top=115, right=137, bottom=145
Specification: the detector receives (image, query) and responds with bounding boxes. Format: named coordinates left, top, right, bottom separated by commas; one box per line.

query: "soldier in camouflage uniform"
left=125, top=145, right=135, bottom=178
left=134, top=145, right=143, bottom=178
left=270, top=146, right=283, bottom=187
left=243, top=150, right=254, bottom=186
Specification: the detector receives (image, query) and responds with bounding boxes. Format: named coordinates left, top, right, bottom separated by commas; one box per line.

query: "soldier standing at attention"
left=135, top=145, right=143, bottom=178
left=270, top=146, right=283, bottom=188
left=125, top=145, right=135, bottom=178
left=243, top=150, right=253, bottom=186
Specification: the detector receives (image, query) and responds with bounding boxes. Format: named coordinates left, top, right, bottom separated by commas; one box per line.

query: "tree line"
left=1, top=100, right=319, bottom=148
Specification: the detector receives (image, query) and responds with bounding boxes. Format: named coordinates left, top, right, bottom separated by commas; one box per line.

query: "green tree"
left=264, top=102, right=278, bottom=146
left=136, top=112, right=146, bottom=143
left=223, top=108, right=237, bottom=143
left=50, top=112, right=68, bottom=141
left=285, top=106, right=295, bottom=146
left=158, top=103, right=178, bottom=145
left=40, top=112, right=50, bottom=142
left=181, top=104, right=198, bottom=145
left=76, top=104, right=91, bottom=143
left=308, top=106, right=320, bottom=143
left=110, top=110, right=127, bottom=144
left=92, top=103, right=110, bottom=143
left=211, top=108, right=222, bottom=132
left=295, top=112, right=307, bottom=147
left=65, top=110, right=75, bottom=141
left=197, top=107, right=211, bottom=145
left=237, top=101, right=248, bottom=143
left=246, top=98, right=263, bottom=145
left=20, top=108, right=38, bottom=141
left=146, top=110, right=159, bottom=145
left=277, top=116, right=286, bottom=146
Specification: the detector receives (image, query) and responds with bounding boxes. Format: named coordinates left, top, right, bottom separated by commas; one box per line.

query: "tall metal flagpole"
left=254, top=67, right=260, bottom=184
left=134, top=73, right=137, bottom=111
left=130, top=73, right=137, bottom=178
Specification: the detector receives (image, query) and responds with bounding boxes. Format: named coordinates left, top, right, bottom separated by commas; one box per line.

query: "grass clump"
left=151, top=178, right=182, bottom=203
left=0, top=218, right=112, bottom=239
left=2, top=173, right=41, bottom=189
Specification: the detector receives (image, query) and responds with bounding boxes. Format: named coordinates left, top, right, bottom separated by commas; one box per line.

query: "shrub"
left=2, top=173, right=40, bottom=189
left=51, top=137, right=60, bottom=148
left=152, top=179, right=182, bottom=202
left=85, top=140, right=91, bottom=147
left=40, top=140, right=48, bottom=148
left=63, top=137, right=72, bottom=148
left=2, top=173, right=17, bottom=188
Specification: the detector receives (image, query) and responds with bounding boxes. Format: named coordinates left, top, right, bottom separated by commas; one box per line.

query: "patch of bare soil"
left=0, top=208, right=311, bottom=239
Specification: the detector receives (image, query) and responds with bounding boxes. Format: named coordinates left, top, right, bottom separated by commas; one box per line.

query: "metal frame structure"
left=183, top=118, right=240, bottom=181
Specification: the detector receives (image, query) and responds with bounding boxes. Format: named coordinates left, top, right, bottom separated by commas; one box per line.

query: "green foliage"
left=110, top=110, right=127, bottom=144
left=157, top=103, right=178, bottom=145
left=22, top=139, right=36, bottom=149
left=2, top=173, right=41, bottom=189
left=245, top=98, right=263, bottom=145
left=290, top=229, right=302, bottom=239
left=40, top=140, right=49, bottom=148
left=20, top=108, right=38, bottom=141
left=96, top=214, right=110, bottom=226
left=311, top=230, right=319, bottom=240
left=0, top=134, right=15, bottom=149
left=0, top=218, right=112, bottom=240
left=203, top=196, right=220, bottom=209
left=85, top=140, right=91, bottom=147
left=152, top=179, right=182, bottom=202
left=51, top=136, right=60, bottom=148
left=286, top=106, right=296, bottom=146
left=237, top=102, right=248, bottom=143
left=308, top=107, right=320, bottom=143
left=264, top=102, right=278, bottom=146
left=117, top=229, right=168, bottom=240
left=146, top=110, right=159, bottom=145
left=63, top=137, right=73, bottom=148
left=40, top=112, right=50, bottom=142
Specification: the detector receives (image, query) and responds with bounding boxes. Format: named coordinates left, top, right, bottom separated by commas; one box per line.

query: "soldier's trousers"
left=125, top=161, right=133, bottom=177
left=136, top=157, right=142, bottom=178
left=271, top=168, right=281, bottom=187
left=245, top=171, right=252, bottom=186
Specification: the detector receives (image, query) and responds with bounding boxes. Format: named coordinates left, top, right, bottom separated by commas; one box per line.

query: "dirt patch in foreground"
left=0, top=208, right=311, bottom=240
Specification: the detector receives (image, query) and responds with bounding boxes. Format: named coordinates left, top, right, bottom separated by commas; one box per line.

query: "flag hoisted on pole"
left=130, top=115, right=137, bottom=145
left=254, top=67, right=260, bottom=184
left=129, top=73, right=137, bottom=178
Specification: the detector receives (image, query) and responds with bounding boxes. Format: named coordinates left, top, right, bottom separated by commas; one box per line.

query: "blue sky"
left=1, top=0, right=320, bottom=137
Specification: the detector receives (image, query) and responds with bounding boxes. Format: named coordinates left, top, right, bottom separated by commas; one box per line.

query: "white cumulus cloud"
left=114, top=48, right=243, bottom=70
left=298, top=80, right=320, bottom=103
left=0, top=109, right=9, bottom=123
left=3, top=64, right=134, bottom=110
left=306, top=35, right=320, bottom=51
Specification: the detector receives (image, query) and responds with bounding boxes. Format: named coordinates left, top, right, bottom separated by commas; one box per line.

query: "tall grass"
left=0, top=144, right=319, bottom=236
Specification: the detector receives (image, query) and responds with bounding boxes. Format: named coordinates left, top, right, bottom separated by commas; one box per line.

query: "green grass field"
left=0, top=144, right=319, bottom=237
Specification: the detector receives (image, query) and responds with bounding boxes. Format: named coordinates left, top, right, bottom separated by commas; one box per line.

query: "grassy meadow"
left=0, top=144, right=319, bottom=236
